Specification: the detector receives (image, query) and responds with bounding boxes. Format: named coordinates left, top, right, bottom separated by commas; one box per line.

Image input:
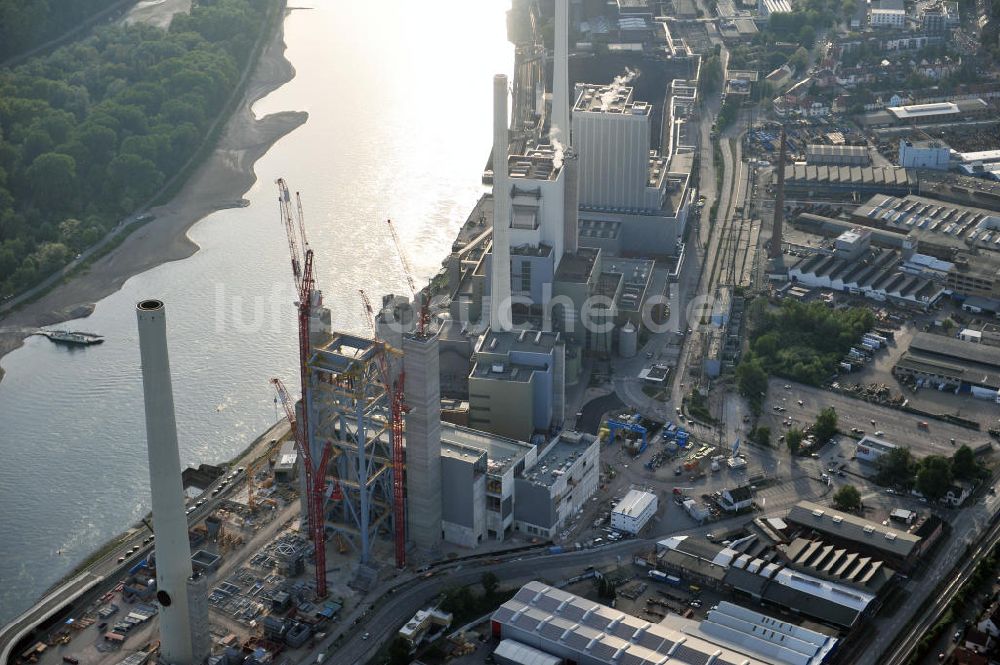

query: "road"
left=864, top=482, right=1000, bottom=665
left=759, top=378, right=994, bottom=458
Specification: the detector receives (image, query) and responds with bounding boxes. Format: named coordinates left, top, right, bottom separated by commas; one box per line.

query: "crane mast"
left=274, top=178, right=329, bottom=597
left=359, top=289, right=407, bottom=569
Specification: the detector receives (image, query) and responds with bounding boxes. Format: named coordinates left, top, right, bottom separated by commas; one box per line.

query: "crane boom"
left=274, top=178, right=327, bottom=597
left=385, top=219, right=429, bottom=336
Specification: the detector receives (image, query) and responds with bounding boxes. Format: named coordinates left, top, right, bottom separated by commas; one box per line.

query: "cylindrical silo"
left=619, top=323, right=639, bottom=358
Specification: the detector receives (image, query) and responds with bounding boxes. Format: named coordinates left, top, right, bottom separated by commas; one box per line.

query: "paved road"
left=862, top=482, right=1000, bottom=665
left=759, top=378, right=994, bottom=458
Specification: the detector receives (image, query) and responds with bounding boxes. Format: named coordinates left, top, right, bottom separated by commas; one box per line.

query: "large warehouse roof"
left=698, top=602, right=838, bottom=665
left=786, top=502, right=920, bottom=559
left=492, top=581, right=775, bottom=665
left=493, top=639, right=561, bottom=665
left=909, top=331, right=1000, bottom=369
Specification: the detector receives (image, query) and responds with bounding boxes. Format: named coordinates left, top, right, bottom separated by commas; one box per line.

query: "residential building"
left=719, top=486, right=754, bottom=512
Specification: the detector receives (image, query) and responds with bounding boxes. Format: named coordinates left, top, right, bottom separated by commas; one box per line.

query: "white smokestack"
left=136, top=300, right=194, bottom=665
left=491, top=74, right=512, bottom=331
left=552, top=0, right=570, bottom=143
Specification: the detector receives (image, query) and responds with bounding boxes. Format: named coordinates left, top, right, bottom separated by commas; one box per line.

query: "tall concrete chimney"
left=491, top=74, right=512, bottom=331
left=135, top=300, right=194, bottom=665
left=552, top=0, right=570, bottom=142
left=563, top=149, right=579, bottom=253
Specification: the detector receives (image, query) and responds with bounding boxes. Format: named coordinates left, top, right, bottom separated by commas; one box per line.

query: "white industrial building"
left=491, top=581, right=775, bottom=665
left=898, top=139, right=951, bottom=170
left=611, top=489, right=658, bottom=534
left=494, top=639, right=561, bottom=665
left=758, top=0, right=792, bottom=17
left=492, top=581, right=839, bottom=665
left=855, top=435, right=897, bottom=463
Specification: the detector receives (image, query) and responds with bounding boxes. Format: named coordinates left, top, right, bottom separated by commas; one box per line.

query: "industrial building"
left=513, top=431, right=600, bottom=539
left=805, top=144, right=871, bottom=166
left=898, top=139, right=951, bottom=170
left=273, top=441, right=298, bottom=484
left=787, top=228, right=943, bottom=309
left=782, top=164, right=915, bottom=198
left=855, top=435, right=898, bottom=463
left=467, top=328, right=565, bottom=442
left=851, top=194, right=1000, bottom=258
left=785, top=502, right=923, bottom=569
left=894, top=331, right=1000, bottom=394
left=610, top=489, right=658, bottom=534
left=860, top=98, right=990, bottom=127
left=439, top=424, right=599, bottom=546
left=492, top=581, right=781, bottom=665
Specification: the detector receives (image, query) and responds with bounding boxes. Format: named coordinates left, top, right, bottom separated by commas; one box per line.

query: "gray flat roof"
left=786, top=501, right=920, bottom=559
left=441, top=421, right=533, bottom=475
left=910, top=331, right=1000, bottom=369
left=520, top=432, right=597, bottom=488
left=492, top=581, right=774, bottom=665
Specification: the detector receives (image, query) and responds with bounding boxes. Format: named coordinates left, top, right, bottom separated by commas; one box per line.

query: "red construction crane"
left=385, top=219, right=429, bottom=337
left=359, top=289, right=407, bottom=569
left=275, top=178, right=329, bottom=597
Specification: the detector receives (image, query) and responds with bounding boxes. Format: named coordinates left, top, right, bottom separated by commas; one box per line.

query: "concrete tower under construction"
left=403, top=330, right=442, bottom=553
left=491, top=73, right=513, bottom=332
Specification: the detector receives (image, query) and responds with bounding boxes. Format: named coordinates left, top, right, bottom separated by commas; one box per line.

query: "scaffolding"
left=306, top=331, right=397, bottom=566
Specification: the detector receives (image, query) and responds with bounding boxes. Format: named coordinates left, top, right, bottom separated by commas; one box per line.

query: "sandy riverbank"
left=0, top=11, right=307, bottom=382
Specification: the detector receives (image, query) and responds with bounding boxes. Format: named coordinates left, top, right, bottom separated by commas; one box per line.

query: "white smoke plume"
left=549, top=126, right=564, bottom=170
left=599, top=68, right=638, bottom=110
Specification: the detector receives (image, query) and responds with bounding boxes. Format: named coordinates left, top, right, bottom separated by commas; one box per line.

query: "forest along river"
left=0, top=0, right=512, bottom=624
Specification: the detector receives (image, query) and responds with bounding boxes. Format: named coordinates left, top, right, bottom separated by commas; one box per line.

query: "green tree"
left=481, top=571, right=499, bottom=597
left=833, top=484, right=862, bottom=511
left=749, top=426, right=771, bottom=447
left=25, top=152, right=76, bottom=212
left=701, top=55, right=723, bottom=95
left=736, top=356, right=769, bottom=412
left=876, top=446, right=915, bottom=487
left=789, top=47, right=810, bottom=72
left=916, top=456, right=953, bottom=501
left=952, top=445, right=980, bottom=481
left=440, top=586, right=475, bottom=616
left=787, top=428, right=804, bottom=454
left=387, top=636, right=412, bottom=665
left=813, top=407, right=838, bottom=444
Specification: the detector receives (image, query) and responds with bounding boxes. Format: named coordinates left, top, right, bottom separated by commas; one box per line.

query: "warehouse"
left=860, top=99, right=990, bottom=127
left=782, top=164, right=915, bottom=198
left=492, top=581, right=778, bottom=665
left=805, top=144, right=871, bottom=166
left=611, top=489, right=658, bottom=534
left=894, top=331, right=1000, bottom=392
left=786, top=501, right=922, bottom=569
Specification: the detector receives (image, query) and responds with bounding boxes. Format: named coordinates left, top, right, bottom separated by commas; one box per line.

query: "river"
left=0, top=0, right=512, bottom=624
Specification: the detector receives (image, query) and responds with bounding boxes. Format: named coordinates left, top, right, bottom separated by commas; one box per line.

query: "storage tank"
left=619, top=323, right=638, bottom=358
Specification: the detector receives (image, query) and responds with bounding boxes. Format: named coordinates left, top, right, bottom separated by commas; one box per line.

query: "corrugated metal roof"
left=494, top=639, right=561, bottom=665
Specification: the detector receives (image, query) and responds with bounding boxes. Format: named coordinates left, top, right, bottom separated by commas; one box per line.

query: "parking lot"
left=761, top=378, right=994, bottom=459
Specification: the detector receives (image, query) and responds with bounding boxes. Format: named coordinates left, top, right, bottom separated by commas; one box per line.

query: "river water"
left=0, top=1, right=512, bottom=624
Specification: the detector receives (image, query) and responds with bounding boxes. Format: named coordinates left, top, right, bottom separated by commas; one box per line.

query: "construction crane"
left=359, top=289, right=407, bottom=569
left=385, top=219, right=429, bottom=336
left=274, top=177, right=329, bottom=598
left=271, top=378, right=333, bottom=585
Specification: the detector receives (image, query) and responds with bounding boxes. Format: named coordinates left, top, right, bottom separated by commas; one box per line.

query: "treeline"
left=0, top=0, right=124, bottom=62
left=0, top=0, right=273, bottom=298
left=737, top=300, right=874, bottom=411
